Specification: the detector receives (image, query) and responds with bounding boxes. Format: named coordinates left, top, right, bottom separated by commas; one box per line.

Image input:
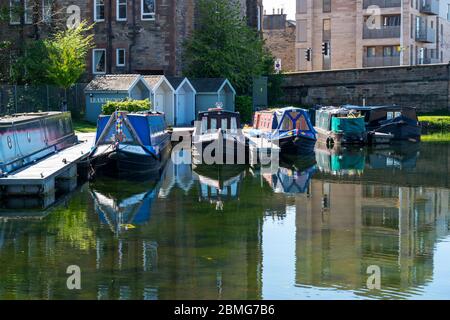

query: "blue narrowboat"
left=249, top=107, right=317, bottom=154
left=0, top=112, right=78, bottom=177
left=90, top=111, right=171, bottom=175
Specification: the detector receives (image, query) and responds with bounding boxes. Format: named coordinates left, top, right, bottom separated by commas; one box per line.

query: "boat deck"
left=0, top=133, right=95, bottom=196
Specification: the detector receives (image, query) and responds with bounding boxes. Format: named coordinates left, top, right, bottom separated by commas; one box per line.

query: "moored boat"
left=315, top=107, right=366, bottom=148
left=343, top=105, right=421, bottom=142
left=192, top=108, right=249, bottom=165
left=246, top=107, right=316, bottom=154
left=0, top=112, right=78, bottom=177
left=89, top=111, right=171, bottom=175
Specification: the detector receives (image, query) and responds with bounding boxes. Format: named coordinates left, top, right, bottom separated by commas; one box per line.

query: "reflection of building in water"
left=296, top=180, right=450, bottom=298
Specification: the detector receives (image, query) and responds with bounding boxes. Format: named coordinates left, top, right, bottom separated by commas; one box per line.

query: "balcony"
left=363, top=0, right=401, bottom=9
left=415, top=27, right=436, bottom=43
left=363, top=25, right=400, bottom=39
left=420, top=57, right=441, bottom=64
left=420, top=0, right=439, bottom=15
left=363, top=56, right=400, bottom=68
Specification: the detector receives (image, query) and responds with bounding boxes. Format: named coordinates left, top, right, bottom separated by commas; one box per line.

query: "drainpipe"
left=107, top=0, right=113, bottom=73
left=128, top=0, right=137, bottom=73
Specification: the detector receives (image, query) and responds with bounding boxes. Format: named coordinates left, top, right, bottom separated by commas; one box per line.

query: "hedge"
left=102, top=99, right=152, bottom=115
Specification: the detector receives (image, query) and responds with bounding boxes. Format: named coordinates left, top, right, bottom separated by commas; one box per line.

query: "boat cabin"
left=197, top=108, right=241, bottom=133
left=315, top=107, right=365, bottom=134
left=253, top=108, right=315, bottom=133
left=343, top=105, right=418, bottom=126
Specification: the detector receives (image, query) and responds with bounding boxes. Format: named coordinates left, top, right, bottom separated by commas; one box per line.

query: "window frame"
left=141, top=0, right=156, bottom=21
left=9, top=0, right=21, bottom=25
left=116, top=48, right=126, bottom=67
left=116, top=0, right=127, bottom=21
left=23, top=0, right=33, bottom=24
left=42, top=0, right=52, bottom=23
left=94, top=0, right=105, bottom=22
left=92, top=49, right=107, bottom=75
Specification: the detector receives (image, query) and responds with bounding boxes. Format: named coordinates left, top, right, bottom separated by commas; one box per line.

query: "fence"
left=0, top=83, right=87, bottom=118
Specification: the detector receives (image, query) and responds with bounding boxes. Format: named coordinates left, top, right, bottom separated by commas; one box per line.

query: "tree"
left=45, top=22, right=94, bottom=93
left=183, top=0, right=274, bottom=95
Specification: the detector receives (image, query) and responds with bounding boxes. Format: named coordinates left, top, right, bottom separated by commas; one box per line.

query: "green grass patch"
left=422, top=132, right=450, bottom=143
left=73, top=120, right=96, bottom=133
left=418, top=115, right=450, bottom=126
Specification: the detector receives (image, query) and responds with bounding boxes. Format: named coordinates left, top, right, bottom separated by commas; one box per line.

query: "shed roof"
left=143, top=75, right=165, bottom=90
left=166, top=77, right=185, bottom=90
left=85, top=74, right=142, bottom=92
left=190, top=78, right=231, bottom=93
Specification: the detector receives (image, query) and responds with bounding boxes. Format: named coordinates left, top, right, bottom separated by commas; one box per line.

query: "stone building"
left=263, top=10, right=296, bottom=72
left=295, top=0, right=450, bottom=71
left=0, top=0, right=263, bottom=81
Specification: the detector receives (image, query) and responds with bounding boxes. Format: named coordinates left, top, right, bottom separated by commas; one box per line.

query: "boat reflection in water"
left=367, top=143, right=420, bottom=170
left=315, top=146, right=365, bottom=176
left=193, top=164, right=246, bottom=211
left=261, top=154, right=316, bottom=194
left=90, top=177, right=160, bottom=235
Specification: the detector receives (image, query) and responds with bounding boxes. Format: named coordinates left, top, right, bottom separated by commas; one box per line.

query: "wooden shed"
left=190, top=78, right=236, bottom=114
left=84, top=74, right=151, bottom=123
left=166, top=77, right=197, bottom=127
left=143, top=75, right=176, bottom=126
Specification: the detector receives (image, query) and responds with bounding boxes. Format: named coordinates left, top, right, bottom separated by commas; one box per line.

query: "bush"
left=102, top=99, right=152, bottom=115
left=235, top=95, right=253, bottom=124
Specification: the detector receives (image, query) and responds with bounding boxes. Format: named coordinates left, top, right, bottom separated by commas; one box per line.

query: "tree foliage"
left=45, top=22, right=94, bottom=90
left=183, top=0, right=274, bottom=95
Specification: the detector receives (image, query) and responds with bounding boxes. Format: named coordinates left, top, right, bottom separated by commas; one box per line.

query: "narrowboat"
left=315, top=107, right=366, bottom=148
left=192, top=108, right=249, bottom=165
left=247, top=107, right=316, bottom=154
left=343, top=105, right=421, bottom=142
left=89, top=111, right=171, bottom=175
left=0, top=112, right=78, bottom=177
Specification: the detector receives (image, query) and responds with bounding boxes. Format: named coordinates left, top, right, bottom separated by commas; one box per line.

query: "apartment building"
left=0, top=0, right=263, bottom=80
left=295, top=0, right=450, bottom=71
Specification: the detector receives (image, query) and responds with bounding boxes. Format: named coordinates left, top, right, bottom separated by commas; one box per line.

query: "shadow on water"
left=0, top=144, right=449, bottom=299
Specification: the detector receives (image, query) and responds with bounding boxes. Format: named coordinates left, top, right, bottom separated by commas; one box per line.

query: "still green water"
left=0, top=143, right=450, bottom=300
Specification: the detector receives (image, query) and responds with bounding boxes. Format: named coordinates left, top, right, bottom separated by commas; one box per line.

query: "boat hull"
left=92, top=144, right=171, bottom=177
left=370, top=122, right=421, bottom=142
left=192, top=137, right=249, bottom=165
left=276, top=135, right=316, bottom=154
left=315, top=127, right=365, bottom=148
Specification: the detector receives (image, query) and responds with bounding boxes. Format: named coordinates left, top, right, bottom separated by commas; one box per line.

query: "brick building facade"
left=263, top=12, right=296, bottom=72
left=0, top=0, right=263, bottom=81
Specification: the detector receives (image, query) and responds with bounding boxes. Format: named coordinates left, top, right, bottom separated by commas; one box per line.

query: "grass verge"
left=73, top=120, right=96, bottom=133
left=421, top=133, right=450, bottom=143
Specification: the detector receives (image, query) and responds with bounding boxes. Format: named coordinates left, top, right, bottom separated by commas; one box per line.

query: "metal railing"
left=419, top=57, right=441, bottom=64
left=0, top=84, right=87, bottom=118
left=363, top=56, right=400, bottom=67
left=363, top=0, right=401, bottom=9
left=420, top=0, right=439, bottom=15
left=363, top=25, right=400, bottom=39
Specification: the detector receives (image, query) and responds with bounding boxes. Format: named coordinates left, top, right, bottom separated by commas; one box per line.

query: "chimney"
left=273, top=8, right=275, bottom=14
left=281, top=8, right=284, bottom=15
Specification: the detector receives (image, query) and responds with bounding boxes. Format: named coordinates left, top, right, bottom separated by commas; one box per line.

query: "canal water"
left=0, top=142, right=449, bottom=300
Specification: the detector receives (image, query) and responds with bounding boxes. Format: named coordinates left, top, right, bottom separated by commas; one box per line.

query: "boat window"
left=394, top=111, right=401, bottom=118
left=201, top=117, right=208, bottom=133
left=221, top=118, right=228, bottom=130
left=281, top=116, right=294, bottom=130
left=231, top=117, right=237, bottom=133
left=387, top=112, right=394, bottom=120
left=296, top=115, right=309, bottom=131
left=210, top=118, right=217, bottom=130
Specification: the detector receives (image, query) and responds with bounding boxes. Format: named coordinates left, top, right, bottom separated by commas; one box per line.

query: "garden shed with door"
left=190, top=78, right=236, bottom=113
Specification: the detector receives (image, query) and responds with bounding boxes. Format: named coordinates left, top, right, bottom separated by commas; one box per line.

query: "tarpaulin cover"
left=331, top=154, right=365, bottom=171
left=331, top=117, right=365, bottom=134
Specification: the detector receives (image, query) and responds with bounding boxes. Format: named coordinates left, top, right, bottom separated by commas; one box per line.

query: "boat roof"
left=198, top=108, right=240, bottom=116
left=256, top=107, right=310, bottom=114
left=0, top=112, right=64, bottom=125
left=98, top=111, right=164, bottom=118
left=342, top=104, right=416, bottom=111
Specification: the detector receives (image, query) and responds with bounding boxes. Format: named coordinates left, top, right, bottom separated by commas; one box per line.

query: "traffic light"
left=322, top=42, right=330, bottom=56
left=305, top=48, right=312, bottom=61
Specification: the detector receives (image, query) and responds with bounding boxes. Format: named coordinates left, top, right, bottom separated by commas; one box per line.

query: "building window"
left=93, top=49, right=106, bottom=74
left=367, top=47, right=376, bottom=57
left=94, top=0, right=105, bottom=22
left=42, top=0, right=52, bottom=23
left=383, top=46, right=400, bottom=57
left=24, top=0, right=33, bottom=24
left=117, top=0, right=127, bottom=21
left=141, top=0, right=156, bottom=20
left=383, top=15, right=400, bottom=26
left=9, top=0, right=21, bottom=25
left=448, top=4, right=450, bottom=21
left=297, top=19, right=307, bottom=42
left=323, top=18, right=331, bottom=41
left=297, top=0, right=307, bottom=14
left=323, top=0, right=331, bottom=13
left=116, top=48, right=126, bottom=67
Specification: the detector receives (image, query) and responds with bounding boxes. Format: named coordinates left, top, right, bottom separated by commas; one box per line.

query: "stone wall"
left=281, top=64, right=450, bottom=113
left=263, top=16, right=296, bottom=72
